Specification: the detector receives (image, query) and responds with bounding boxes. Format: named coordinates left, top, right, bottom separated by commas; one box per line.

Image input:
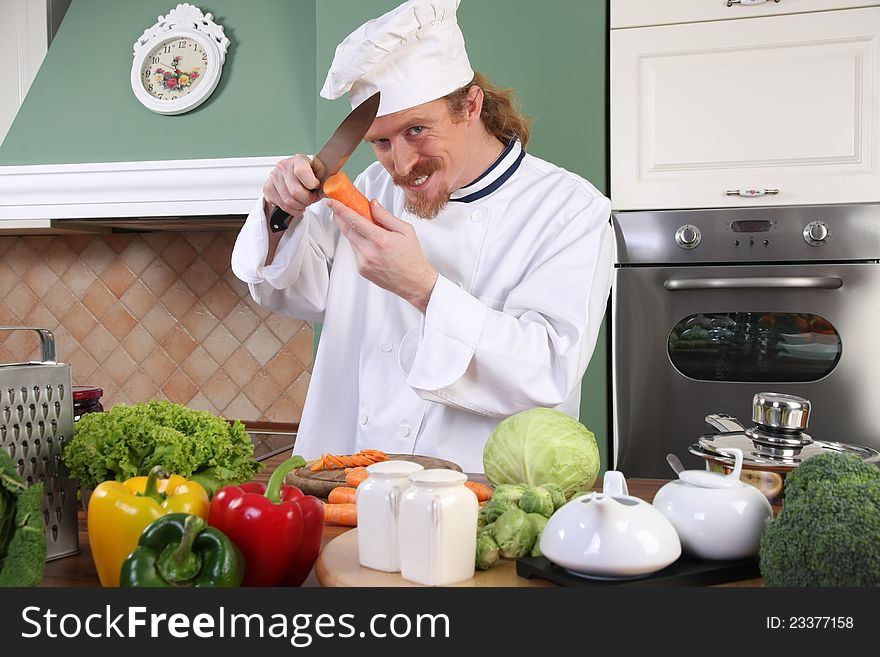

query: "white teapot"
left=540, top=470, right=681, bottom=579
left=653, top=448, right=773, bottom=561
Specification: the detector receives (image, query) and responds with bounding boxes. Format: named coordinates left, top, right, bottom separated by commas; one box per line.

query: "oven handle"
left=664, top=276, right=843, bottom=290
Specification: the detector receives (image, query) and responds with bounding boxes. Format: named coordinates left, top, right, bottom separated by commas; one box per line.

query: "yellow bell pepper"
left=87, top=466, right=210, bottom=587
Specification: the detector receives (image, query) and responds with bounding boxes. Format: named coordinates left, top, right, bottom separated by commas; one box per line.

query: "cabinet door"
left=611, top=7, right=880, bottom=210
left=611, top=0, right=878, bottom=29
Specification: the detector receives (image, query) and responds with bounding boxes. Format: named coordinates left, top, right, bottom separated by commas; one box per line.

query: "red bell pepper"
left=208, top=456, right=324, bottom=586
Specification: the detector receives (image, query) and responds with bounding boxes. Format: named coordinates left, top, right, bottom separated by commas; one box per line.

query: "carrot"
left=323, top=171, right=373, bottom=221
left=464, top=480, right=493, bottom=502
left=328, top=486, right=358, bottom=505
left=310, top=450, right=390, bottom=472
left=324, top=502, right=357, bottom=526
left=345, top=466, right=369, bottom=488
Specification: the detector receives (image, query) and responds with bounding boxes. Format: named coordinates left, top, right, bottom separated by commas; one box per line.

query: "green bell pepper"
left=120, top=513, right=244, bottom=587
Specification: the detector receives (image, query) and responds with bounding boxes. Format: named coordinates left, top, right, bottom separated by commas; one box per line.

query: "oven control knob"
left=675, top=224, right=701, bottom=250
left=804, top=221, right=829, bottom=246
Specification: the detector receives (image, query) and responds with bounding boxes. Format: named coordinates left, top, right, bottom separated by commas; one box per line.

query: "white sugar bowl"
left=540, top=470, right=681, bottom=579
left=653, top=448, right=773, bottom=561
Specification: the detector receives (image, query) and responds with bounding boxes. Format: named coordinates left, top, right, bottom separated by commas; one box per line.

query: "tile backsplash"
left=0, top=231, right=313, bottom=423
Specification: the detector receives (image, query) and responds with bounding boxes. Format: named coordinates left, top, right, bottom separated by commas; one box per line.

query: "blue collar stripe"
left=450, top=147, right=526, bottom=204
left=462, top=138, right=516, bottom=188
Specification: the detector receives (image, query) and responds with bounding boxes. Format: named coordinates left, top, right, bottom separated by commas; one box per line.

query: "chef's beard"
left=393, top=158, right=447, bottom=219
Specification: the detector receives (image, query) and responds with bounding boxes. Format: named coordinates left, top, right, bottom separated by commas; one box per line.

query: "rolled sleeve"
left=404, top=274, right=488, bottom=391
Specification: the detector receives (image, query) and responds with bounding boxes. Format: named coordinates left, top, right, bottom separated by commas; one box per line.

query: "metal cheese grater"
left=0, top=327, right=79, bottom=560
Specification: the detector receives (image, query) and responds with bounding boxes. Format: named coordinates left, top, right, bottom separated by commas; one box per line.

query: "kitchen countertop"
left=40, top=452, right=764, bottom=588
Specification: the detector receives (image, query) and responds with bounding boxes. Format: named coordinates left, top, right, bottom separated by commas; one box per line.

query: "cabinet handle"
left=724, top=188, right=779, bottom=197
left=727, top=0, right=780, bottom=7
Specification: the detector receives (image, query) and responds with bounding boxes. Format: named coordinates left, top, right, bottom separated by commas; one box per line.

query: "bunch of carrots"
left=310, top=449, right=389, bottom=472
left=322, top=465, right=495, bottom=527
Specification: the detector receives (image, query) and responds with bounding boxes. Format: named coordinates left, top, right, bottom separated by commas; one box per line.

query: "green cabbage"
left=483, top=408, right=599, bottom=501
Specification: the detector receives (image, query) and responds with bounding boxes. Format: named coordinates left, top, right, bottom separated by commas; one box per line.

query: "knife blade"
left=269, top=91, right=381, bottom=233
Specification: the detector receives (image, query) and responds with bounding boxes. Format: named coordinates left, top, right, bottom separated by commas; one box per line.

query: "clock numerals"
left=141, top=37, right=206, bottom=101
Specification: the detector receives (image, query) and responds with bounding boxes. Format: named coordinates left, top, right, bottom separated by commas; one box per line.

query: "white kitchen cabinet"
left=0, top=0, right=70, bottom=147
left=612, top=0, right=878, bottom=29
left=610, top=6, right=880, bottom=210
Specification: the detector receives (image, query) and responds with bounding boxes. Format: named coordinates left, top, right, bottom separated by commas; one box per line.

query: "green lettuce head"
left=483, top=408, right=600, bottom=501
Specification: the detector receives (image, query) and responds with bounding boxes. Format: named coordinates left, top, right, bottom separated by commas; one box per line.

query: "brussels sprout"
left=478, top=497, right=519, bottom=527
left=527, top=512, right=548, bottom=535
left=490, top=508, right=538, bottom=559
left=520, top=486, right=555, bottom=518
left=491, top=483, right=526, bottom=507
left=526, top=513, right=548, bottom=557
left=530, top=539, right=543, bottom=558
left=475, top=532, right=500, bottom=570
left=540, top=482, right=567, bottom=511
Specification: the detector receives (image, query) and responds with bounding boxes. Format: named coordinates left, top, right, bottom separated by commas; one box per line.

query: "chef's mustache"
left=393, top=158, right=442, bottom=187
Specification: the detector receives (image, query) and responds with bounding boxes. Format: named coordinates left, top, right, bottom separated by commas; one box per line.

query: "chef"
left=231, top=0, right=614, bottom=473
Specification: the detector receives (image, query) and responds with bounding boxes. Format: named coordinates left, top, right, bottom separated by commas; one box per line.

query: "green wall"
left=0, top=0, right=317, bottom=163
left=1, top=0, right=610, bottom=468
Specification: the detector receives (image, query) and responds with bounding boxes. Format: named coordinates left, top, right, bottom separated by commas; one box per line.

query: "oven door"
left=612, top=261, right=880, bottom=478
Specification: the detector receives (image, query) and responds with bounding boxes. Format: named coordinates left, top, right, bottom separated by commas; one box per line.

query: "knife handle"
left=269, top=206, right=293, bottom=233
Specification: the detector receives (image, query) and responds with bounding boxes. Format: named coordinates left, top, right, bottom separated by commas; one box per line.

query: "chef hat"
left=320, top=0, right=474, bottom=117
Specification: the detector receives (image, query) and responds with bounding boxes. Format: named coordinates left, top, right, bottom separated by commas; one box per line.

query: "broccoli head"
left=782, top=452, right=880, bottom=503
left=759, top=452, right=880, bottom=587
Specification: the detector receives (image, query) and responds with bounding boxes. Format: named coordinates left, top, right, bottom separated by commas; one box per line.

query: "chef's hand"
left=261, top=154, right=322, bottom=264
left=263, top=154, right=322, bottom=219
left=329, top=199, right=438, bottom=313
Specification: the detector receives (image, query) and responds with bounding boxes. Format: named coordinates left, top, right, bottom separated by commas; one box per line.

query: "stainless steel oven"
left=612, top=203, right=880, bottom=478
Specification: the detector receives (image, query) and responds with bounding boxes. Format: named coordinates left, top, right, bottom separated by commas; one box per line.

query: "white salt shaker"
left=398, top=469, right=478, bottom=586
left=356, top=460, right=424, bottom=572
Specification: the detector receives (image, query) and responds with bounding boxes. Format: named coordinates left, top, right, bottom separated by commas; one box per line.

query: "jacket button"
left=470, top=211, right=482, bottom=222
left=380, top=341, right=393, bottom=353
left=359, top=413, right=368, bottom=426
left=399, top=424, right=411, bottom=437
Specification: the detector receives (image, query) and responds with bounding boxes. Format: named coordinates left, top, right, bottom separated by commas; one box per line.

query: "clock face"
left=140, top=37, right=209, bottom=101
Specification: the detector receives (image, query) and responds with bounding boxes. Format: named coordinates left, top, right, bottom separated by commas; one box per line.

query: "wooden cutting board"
left=286, top=453, right=462, bottom=498
left=315, top=529, right=554, bottom=587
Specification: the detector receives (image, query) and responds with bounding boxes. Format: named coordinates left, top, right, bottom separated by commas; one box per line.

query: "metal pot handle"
left=0, top=326, right=57, bottom=364
left=705, top=413, right=745, bottom=434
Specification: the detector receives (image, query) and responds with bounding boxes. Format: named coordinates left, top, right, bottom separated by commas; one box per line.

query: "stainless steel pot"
left=688, top=392, right=880, bottom=509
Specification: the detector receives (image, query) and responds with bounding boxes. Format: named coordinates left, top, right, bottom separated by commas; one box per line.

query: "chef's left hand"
left=329, top=199, right=438, bottom=313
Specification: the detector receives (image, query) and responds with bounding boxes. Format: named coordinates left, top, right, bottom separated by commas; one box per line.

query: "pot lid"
left=677, top=448, right=748, bottom=488
left=690, top=432, right=880, bottom=472
left=694, top=391, right=880, bottom=472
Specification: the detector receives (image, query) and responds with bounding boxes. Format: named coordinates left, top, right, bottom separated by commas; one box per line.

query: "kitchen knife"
left=269, top=91, right=381, bottom=233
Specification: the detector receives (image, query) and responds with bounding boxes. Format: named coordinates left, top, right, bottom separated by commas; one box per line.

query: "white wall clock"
left=130, top=3, right=230, bottom=115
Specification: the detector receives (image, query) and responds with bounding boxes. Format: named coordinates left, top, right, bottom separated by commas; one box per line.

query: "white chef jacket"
left=231, top=139, right=614, bottom=473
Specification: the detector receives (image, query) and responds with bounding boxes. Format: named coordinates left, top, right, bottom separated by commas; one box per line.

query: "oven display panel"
left=730, top=219, right=773, bottom=233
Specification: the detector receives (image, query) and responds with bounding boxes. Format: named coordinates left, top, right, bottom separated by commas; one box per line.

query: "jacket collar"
left=449, top=138, right=525, bottom=204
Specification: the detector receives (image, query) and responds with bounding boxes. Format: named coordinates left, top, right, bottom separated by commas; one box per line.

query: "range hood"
left=0, top=155, right=281, bottom=233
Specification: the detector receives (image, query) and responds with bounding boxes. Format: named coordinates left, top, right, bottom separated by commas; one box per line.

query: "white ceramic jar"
left=398, top=469, right=478, bottom=586
left=356, top=460, right=424, bottom=572
left=653, top=448, right=773, bottom=561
